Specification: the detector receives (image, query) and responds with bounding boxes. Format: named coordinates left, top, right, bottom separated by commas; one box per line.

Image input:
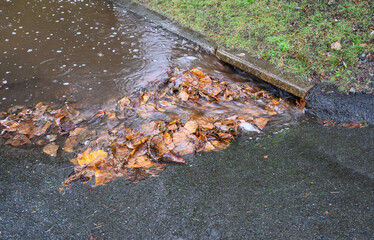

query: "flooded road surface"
left=0, top=0, right=260, bottom=105
left=1, top=0, right=225, bottom=106
left=0, top=0, right=301, bottom=133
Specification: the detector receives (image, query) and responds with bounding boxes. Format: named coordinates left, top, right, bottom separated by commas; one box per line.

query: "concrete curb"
left=216, top=49, right=315, bottom=98
left=111, top=0, right=315, bottom=99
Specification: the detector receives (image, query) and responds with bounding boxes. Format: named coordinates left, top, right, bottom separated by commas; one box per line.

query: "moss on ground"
left=134, top=0, right=374, bottom=91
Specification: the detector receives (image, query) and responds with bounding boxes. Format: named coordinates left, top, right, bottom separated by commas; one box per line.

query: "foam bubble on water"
left=239, top=122, right=260, bottom=132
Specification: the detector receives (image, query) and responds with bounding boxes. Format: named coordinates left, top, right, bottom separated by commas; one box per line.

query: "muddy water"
left=0, top=0, right=300, bottom=133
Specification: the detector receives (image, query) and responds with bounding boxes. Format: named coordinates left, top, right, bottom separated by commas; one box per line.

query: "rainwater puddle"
left=1, top=0, right=251, bottom=108
left=0, top=0, right=303, bottom=186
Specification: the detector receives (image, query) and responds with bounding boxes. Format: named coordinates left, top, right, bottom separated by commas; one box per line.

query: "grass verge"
left=133, top=0, right=374, bottom=92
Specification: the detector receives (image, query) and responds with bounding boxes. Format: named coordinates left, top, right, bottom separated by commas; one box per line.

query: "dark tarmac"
left=1, top=118, right=373, bottom=239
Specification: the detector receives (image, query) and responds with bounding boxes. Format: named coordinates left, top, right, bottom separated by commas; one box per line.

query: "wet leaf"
left=127, top=155, right=154, bottom=168
left=32, top=121, right=52, bottom=137
left=190, top=68, right=205, bottom=78
left=69, top=127, right=87, bottom=137
left=141, top=94, right=151, bottom=105
left=178, top=90, right=189, bottom=101
left=11, top=134, right=32, bottom=146
left=64, top=136, right=78, bottom=153
left=184, top=120, right=198, bottom=134
left=172, top=129, right=195, bottom=155
left=43, top=143, right=59, bottom=156
left=125, top=168, right=149, bottom=182
left=94, top=168, right=127, bottom=186
left=204, top=141, right=215, bottom=151
left=95, top=110, right=105, bottom=118
left=118, top=97, right=130, bottom=107
left=161, top=151, right=186, bottom=164
left=77, top=150, right=108, bottom=166
left=253, top=117, right=269, bottom=129
left=210, top=140, right=230, bottom=150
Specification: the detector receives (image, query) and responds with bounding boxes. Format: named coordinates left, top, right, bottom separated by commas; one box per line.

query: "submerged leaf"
left=43, top=143, right=59, bottom=156
left=64, top=136, right=78, bottom=153
left=190, top=68, right=205, bottom=78
left=184, top=120, right=198, bottom=134
left=253, top=117, right=269, bottom=129
left=77, top=150, right=108, bottom=166
left=178, top=90, right=189, bottom=102
left=11, top=134, right=32, bottom=146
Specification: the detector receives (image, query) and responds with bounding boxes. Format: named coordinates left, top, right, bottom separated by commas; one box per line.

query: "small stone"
left=331, top=41, right=342, bottom=50
left=349, top=87, right=356, bottom=94
left=328, top=0, right=336, bottom=5
left=359, top=53, right=366, bottom=60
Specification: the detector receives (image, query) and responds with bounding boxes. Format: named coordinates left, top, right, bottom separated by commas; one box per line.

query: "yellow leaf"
left=77, top=150, right=107, bottom=166
left=141, top=94, right=151, bottom=105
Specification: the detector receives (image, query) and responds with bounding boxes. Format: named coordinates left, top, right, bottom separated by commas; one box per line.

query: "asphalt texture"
left=306, top=83, right=374, bottom=124
left=1, top=118, right=373, bottom=240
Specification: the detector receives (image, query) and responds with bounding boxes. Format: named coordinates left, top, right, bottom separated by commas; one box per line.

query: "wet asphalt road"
left=1, top=118, right=373, bottom=239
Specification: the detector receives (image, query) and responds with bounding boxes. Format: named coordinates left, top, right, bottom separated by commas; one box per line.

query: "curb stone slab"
left=216, top=49, right=315, bottom=98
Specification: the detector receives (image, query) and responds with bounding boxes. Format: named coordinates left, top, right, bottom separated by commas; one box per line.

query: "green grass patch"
left=134, top=0, right=374, bottom=90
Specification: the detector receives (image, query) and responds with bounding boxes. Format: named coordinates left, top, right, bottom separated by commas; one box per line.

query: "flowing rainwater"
left=0, top=0, right=303, bottom=186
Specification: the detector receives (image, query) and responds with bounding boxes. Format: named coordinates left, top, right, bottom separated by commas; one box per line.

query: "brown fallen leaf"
left=190, top=68, right=205, bottom=78
left=11, top=134, right=32, bottom=146
left=127, top=155, right=155, bottom=169
left=161, top=151, right=186, bottom=164
left=141, top=94, right=151, bottom=105
left=178, top=90, right=189, bottom=102
left=118, top=96, right=130, bottom=107
left=184, top=120, right=198, bottom=134
left=94, top=168, right=127, bottom=186
left=64, top=136, right=78, bottom=153
left=69, top=127, right=87, bottom=137
left=253, top=117, right=269, bottom=129
left=172, top=129, right=195, bottom=155
left=43, top=143, right=59, bottom=156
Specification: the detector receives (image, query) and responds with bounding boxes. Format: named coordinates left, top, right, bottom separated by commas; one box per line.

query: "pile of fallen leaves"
left=0, top=68, right=302, bottom=189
